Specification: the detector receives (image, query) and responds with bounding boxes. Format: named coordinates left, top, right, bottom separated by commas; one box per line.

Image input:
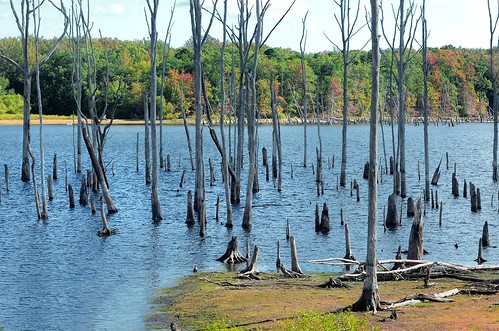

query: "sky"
left=0, top=0, right=495, bottom=53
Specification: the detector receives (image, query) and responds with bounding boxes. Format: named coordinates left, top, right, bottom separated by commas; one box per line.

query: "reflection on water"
left=0, top=123, right=497, bottom=330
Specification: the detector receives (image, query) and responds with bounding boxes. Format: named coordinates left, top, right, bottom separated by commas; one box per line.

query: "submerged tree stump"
left=407, top=197, right=415, bottom=217
left=52, top=153, right=58, bottom=180
left=185, top=190, right=195, bottom=226
left=477, top=188, right=482, bottom=210
left=470, top=183, right=478, bottom=212
left=452, top=173, right=459, bottom=197
left=363, top=161, right=369, bottom=179
left=48, top=175, right=54, bottom=201
left=431, top=157, right=442, bottom=185
left=68, top=184, right=75, bottom=209
left=353, top=179, right=360, bottom=202
left=386, top=193, right=398, bottom=228
left=90, top=194, right=96, bottom=214
left=408, top=198, right=424, bottom=261
left=97, top=196, right=116, bottom=236
left=344, top=224, right=355, bottom=261
left=463, top=180, right=467, bottom=198
left=475, top=239, right=486, bottom=265
left=276, top=240, right=282, bottom=270
left=389, top=156, right=394, bottom=175
left=320, top=202, right=330, bottom=234
left=4, top=164, right=9, bottom=192
left=217, top=236, right=248, bottom=264
left=482, top=221, right=490, bottom=247
left=314, top=203, right=320, bottom=232
left=209, top=158, right=215, bottom=186
left=79, top=176, right=88, bottom=206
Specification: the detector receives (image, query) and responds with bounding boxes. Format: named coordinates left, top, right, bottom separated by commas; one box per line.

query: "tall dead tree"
left=422, top=0, right=430, bottom=200
left=329, top=0, right=362, bottom=187
left=189, top=0, right=217, bottom=235
left=300, top=11, right=309, bottom=168
left=0, top=0, right=68, bottom=182
left=352, top=0, right=380, bottom=312
left=145, top=0, right=163, bottom=221
left=488, top=0, right=499, bottom=181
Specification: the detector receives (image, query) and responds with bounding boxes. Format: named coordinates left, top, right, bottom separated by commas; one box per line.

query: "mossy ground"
left=147, top=271, right=499, bottom=331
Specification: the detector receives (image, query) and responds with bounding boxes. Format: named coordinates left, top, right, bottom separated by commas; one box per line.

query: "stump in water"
left=90, top=194, right=96, bottom=214
left=353, top=179, right=360, bottom=202
left=439, top=202, right=443, bottom=226
left=392, top=245, right=406, bottom=270
left=431, top=189, right=434, bottom=209
left=475, top=239, right=486, bottom=265
left=435, top=190, right=439, bottom=209
left=215, top=195, right=220, bottom=221
left=68, top=184, right=75, bottom=209
left=431, top=157, right=442, bottom=185
left=389, top=156, right=394, bottom=175
left=276, top=240, right=282, bottom=270
left=290, top=163, right=294, bottom=179
left=407, top=197, right=415, bottom=217
left=386, top=193, right=398, bottom=228
left=343, top=224, right=355, bottom=261
left=245, top=240, right=250, bottom=261
left=166, top=154, right=171, bottom=172
left=97, top=196, right=116, bottom=236
left=263, top=147, right=269, bottom=181
left=452, top=173, right=459, bottom=197
left=48, top=175, right=54, bottom=201
left=4, top=164, right=9, bottom=192
left=179, top=169, right=185, bottom=188
left=217, top=236, right=248, bottom=264
left=482, top=221, right=490, bottom=247
left=446, top=151, right=449, bottom=170
left=209, top=158, right=215, bottom=186
left=286, top=219, right=290, bottom=240
left=185, top=190, right=195, bottom=226
left=477, top=188, right=482, bottom=210
left=314, top=203, right=320, bottom=232
left=79, top=176, right=88, bottom=206
left=320, top=202, right=330, bottom=234
left=239, top=245, right=260, bottom=280
left=52, top=153, right=58, bottom=180
left=340, top=208, right=344, bottom=226
left=470, top=183, right=478, bottom=212
left=408, top=198, right=424, bottom=261
left=363, top=161, right=369, bottom=179
left=290, top=236, right=303, bottom=274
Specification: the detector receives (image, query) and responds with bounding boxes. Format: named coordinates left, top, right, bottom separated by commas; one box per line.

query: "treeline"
left=0, top=36, right=493, bottom=120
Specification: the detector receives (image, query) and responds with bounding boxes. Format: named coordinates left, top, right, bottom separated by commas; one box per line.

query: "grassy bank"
left=147, top=271, right=499, bottom=331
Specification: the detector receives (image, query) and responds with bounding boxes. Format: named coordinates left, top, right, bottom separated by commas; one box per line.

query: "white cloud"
left=96, top=3, right=126, bottom=16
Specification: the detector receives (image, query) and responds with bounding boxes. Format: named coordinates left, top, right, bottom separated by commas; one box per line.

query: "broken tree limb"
left=431, top=157, right=442, bottom=185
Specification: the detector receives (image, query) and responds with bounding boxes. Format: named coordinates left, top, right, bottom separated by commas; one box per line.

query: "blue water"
left=0, top=123, right=497, bottom=330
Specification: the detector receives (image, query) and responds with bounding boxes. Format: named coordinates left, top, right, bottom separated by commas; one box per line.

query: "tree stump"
left=320, top=202, right=330, bottom=234
left=470, top=183, right=478, bottom=212
left=68, top=184, right=75, bottom=209
left=52, top=153, right=58, bottom=180
left=452, top=173, right=459, bottom=197
left=166, top=154, right=171, bottom=172
left=407, top=197, right=415, bottom=217
left=276, top=240, right=282, bottom=270
left=463, top=180, right=467, bottom=198
left=314, top=203, right=320, bottom=232
left=239, top=245, right=260, bottom=280
left=354, top=179, right=360, bottom=202
left=215, top=195, right=220, bottom=221
left=90, top=194, right=96, bottom=214
left=477, top=188, right=482, bottom=210
left=344, top=223, right=355, bottom=261
left=386, top=193, right=398, bottom=228
left=286, top=219, right=290, bottom=240
left=217, top=236, right=247, bottom=264
left=97, top=196, right=116, bottom=236
left=363, top=161, right=369, bottom=179
left=79, top=176, right=88, bottom=206
left=482, top=221, right=490, bottom=247
left=408, top=198, right=424, bottom=261
left=340, top=208, right=344, bottom=226
left=392, top=245, right=406, bottom=270
left=389, top=156, right=394, bottom=175
left=179, top=169, right=185, bottom=188
left=475, top=238, right=486, bottom=265
left=185, top=190, right=195, bottom=226
left=48, top=175, right=54, bottom=201
left=4, top=164, right=9, bottom=192
left=431, top=157, right=442, bottom=185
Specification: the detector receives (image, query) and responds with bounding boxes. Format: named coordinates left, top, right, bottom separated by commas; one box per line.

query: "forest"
left=0, top=36, right=493, bottom=120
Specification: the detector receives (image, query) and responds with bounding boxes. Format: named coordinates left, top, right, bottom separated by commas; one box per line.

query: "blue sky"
left=0, top=0, right=494, bottom=52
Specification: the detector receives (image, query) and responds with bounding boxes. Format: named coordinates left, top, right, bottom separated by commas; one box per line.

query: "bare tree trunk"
left=146, top=0, right=163, bottom=221
left=144, top=90, right=151, bottom=185
left=407, top=198, right=424, bottom=260
left=352, top=0, right=380, bottom=311
left=422, top=0, right=430, bottom=200
left=300, top=12, right=309, bottom=168
left=489, top=0, right=499, bottom=181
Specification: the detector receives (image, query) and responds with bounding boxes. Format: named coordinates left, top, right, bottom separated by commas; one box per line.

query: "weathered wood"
left=363, top=161, right=369, bottom=179
left=386, top=193, right=398, bottom=228
left=263, top=147, right=269, bottom=181
left=286, top=219, right=290, bottom=240
left=4, top=164, right=9, bottom=192
left=446, top=151, right=449, bottom=170
left=217, top=236, right=247, bottom=264
left=463, top=180, right=467, bottom=198
left=166, top=154, right=171, bottom=172
left=318, top=277, right=347, bottom=288
left=314, top=203, right=320, bottom=232
left=90, top=194, right=96, bottom=214
left=209, top=158, right=215, bottom=186
left=68, top=184, right=75, bottom=209
left=239, top=245, right=260, bottom=280
left=452, top=172, right=459, bottom=197
left=215, top=195, right=220, bottom=221
left=439, top=202, right=443, bottom=226
left=136, top=132, right=139, bottom=171
left=276, top=240, right=282, bottom=270
left=470, top=182, right=477, bottom=212
left=431, top=157, right=442, bottom=185
left=185, top=190, right=195, bottom=226
left=290, top=235, right=303, bottom=274
left=354, top=179, right=360, bottom=202
left=79, top=176, right=88, bottom=206
left=320, top=202, right=330, bottom=234
left=52, top=153, right=58, bottom=180
left=344, top=223, right=355, bottom=261
left=97, top=196, right=116, bottom=236
left=431, top=189, right=434, bottom=209
left=340, top=208, right=344, bottom=226
left=407, top=198, right=424, bottom=261
left=482, top=221, right=490, bottom=247
left=389, top=155, right=394, bottom=175
left=475, top=239, right=486, bottom=264
left=407, top=197, right=415, bottom=217
left=179, top=169, right=185, bottom=188
left=477, top=187, right=482, bottom=210
left=435, top=190, right=439, bottom=209
left=47, top=175, right=54, bottom=201
left=392, top=245, right=406, bottom=270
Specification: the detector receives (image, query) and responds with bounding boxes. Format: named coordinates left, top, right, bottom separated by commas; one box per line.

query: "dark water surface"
left=0, top=123, right=497, bottom=330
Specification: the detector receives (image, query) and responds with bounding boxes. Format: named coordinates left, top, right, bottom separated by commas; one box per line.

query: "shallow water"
left=0, top=123, right=497, bottom=330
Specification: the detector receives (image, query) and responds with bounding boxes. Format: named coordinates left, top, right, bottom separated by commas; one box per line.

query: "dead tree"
left=300, top=11, right=309, bottom=168
left=452, top=172, right=459, bottom=197
left=239, top=245, right=260, bottom=280
left=217, top=236, right=247, bottom=264
left=0, top=0, right=68, bottom=182
left=489, top=0, right=499, bottom=181
left=186, top=190, right=195, bottom=226
left=320, top=202, right=330, bottom=234
left=344, top=223, right=355, bottom=261
left=145, top=0, right=163, bottom=221
left=386, top=193, right=398, bottom=228
left=315, top=203, right=320, bottom=232
left=407, top=197, right=414, bottom=217
left=482, top=221, right=490, bottom=247
left=431, top=157, right=442, bottom=185
left=97, top=196, right=116, bottom=236
left=352, top=1, right=381, bottom=311
left=422, top=0, right=431, bottom=200
left=407, top=198, right=424, bottom=261
left=144, top=90, right=151, bottom=185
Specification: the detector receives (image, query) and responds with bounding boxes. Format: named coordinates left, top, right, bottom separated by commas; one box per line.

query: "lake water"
left=0, top=123, right=497, bottom=330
